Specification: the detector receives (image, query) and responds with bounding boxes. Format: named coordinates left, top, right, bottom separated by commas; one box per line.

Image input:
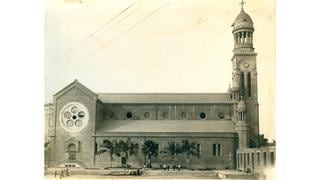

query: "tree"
left=180, top=140, right=197, bottom=168
left=114, top=138, right=139, bottom=167
left=97, top=139, right=117, bottom=167
left=160, top=141, right=182, bottom=165
left=181, top=140, right=197, bottom=159
left=141, top=140, right=159, bottom=168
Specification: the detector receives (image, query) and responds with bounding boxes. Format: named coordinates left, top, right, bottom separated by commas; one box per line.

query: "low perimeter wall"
left=236, top=146, right=275, bottom=173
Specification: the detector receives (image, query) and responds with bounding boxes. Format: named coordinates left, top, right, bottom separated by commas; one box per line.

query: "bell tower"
left=230, top=1, right=260, bottom=147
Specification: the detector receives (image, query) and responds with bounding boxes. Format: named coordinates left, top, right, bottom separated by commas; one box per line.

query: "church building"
left=45, top=4, right=262, bottom=170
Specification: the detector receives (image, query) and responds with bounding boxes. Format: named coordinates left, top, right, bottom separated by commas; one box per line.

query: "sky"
left=45, top=0, right=275, bottom=140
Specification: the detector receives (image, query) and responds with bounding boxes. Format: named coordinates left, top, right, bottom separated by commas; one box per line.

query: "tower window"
left=247, top=72, right=251, bottom=97
left=240, top=72, right=245, bottom=96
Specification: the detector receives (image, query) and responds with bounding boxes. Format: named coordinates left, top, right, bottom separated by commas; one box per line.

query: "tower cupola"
left=231, top=0, right=254, bottom=51
left=227, top=84, right=232, bottom=94
left=231, top=82, right=240, bottom=92
left=237, top=97, right=246, bottom=112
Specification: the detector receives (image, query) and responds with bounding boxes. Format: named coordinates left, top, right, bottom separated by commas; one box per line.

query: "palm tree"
left=180, top=140, right=197, bottom=168
left=160, top=141, right=182, bottom=165
left=97, top=139, right=117, bottom=167
left=115, top=138, right=139, bottom=167
left=141, top=140, right=159, bottom=168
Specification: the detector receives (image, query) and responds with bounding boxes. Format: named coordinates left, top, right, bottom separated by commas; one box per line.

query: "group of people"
left=54, top=168, right=70, bottom=179
left=160, top=164, right=181, bottom=171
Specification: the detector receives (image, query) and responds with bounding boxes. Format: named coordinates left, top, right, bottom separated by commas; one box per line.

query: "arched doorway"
left=68, top=143, right=77, bottom=161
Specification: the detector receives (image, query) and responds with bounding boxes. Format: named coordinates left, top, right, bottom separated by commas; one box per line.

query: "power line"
left=67, top=5, right=111, bottom=43
left=84, top=2, right=136, bottom=41
left=60, top=2, right=136, bottom=58
left=76, top=3, right=168, bottom=65
left=70, top=5, right=142, bottom=57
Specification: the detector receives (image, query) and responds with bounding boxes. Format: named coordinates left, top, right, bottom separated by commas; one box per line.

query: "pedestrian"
left=54, top=170, right=57, bottom=178
left=60, top=170, right=64, bottom=179
left=177, top=165, right=181, bottom=171
left=245, top=168, right=251, bottom=174
left=66, top=168, right=70, bottom=176
left=167, top=164, right=170, bottom=171
left=163, top=164, right=166, bottom=171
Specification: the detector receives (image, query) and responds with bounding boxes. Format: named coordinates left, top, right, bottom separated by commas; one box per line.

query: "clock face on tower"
left=241, top=62, right=250, bottom=69
left=239, top=59, right=254, bottom=72
left=59, top=102, right=89, bottom=133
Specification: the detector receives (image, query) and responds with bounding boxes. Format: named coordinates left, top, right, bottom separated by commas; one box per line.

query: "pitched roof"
left=53, top=79, right=97, bottom=100
left=97, top=93, right=231, bottom=104
left=96, top=120, right=236, bottom=133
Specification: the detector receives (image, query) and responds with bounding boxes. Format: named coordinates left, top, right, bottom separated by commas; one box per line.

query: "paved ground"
left=45, top=169, right=221, bottom=179
left=45, top=175, right=220, bottom=180
left=45, top=169, right=261, bottom=180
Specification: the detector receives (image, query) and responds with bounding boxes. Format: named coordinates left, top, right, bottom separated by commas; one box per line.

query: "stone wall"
left=50, top=86, right=97, bottom=167
left=102, top=104, right=232, bottom=121
left=94, top=136, right=237, bottom=170
left=44, top=103, right=53, bottom=143
left=236, top=146, right=275, bottom=172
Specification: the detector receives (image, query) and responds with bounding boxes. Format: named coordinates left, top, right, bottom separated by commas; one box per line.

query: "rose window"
left=60, top=102, right=89, bottom=132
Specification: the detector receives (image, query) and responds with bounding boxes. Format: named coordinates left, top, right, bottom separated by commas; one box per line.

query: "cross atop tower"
left=239, top=0, right=246, bottom=11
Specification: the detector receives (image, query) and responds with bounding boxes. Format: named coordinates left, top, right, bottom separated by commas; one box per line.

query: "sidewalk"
left=45, top=168, right=266, bottom=179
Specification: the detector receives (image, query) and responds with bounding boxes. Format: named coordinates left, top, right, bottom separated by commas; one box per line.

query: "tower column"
left=236, top=98, right=248, bottom=149
left=251, top=70, right=258, bottom=98
left=231, top=1, right=260, bottom=146
left=236, top=121, right=249, bottom=149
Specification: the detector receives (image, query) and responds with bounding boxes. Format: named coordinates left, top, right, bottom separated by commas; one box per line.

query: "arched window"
left=94, top=142, right=98, bottom=155
left=68, top=143, right=77, bottom=160
left=240, top=72, right=245, bottom=96
left=247, top=72, right=251, bottom=97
